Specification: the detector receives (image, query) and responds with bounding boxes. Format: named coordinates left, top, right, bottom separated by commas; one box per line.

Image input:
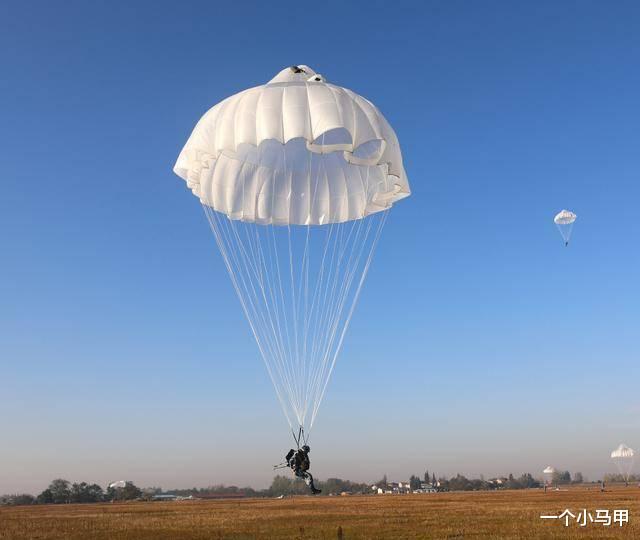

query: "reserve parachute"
left=174, top=66, right=410, bottom=442
left=553, top=209, right=577, bottom=246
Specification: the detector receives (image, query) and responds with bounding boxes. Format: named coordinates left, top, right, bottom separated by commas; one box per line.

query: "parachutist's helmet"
left=302, top=445, right=310, bottom=453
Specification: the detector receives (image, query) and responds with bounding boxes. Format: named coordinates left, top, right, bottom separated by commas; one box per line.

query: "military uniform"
left=285, top=447, right=321, bottom=494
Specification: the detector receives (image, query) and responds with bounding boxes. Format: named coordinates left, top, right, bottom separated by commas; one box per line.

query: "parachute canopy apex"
left=268, top=65, right=325, bottom=84
left=174, top=65, right=410, bottom=225
left=611, top=444, right=634, bottom=459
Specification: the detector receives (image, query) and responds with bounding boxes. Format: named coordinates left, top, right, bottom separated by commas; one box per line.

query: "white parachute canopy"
left=543, top=466, right=556, bottom=485
left=611, top=444, right=635, bottom=482
left=553, top=209, right=577, bottom=246
left=174, top=66, right=410, bottom=439
left=109, top=480, right=126, bottom=489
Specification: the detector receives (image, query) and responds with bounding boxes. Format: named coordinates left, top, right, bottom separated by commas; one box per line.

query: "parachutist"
left=285, top=445, right=321, bottom=494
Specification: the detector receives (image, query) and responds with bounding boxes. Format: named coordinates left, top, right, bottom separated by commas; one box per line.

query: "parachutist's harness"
left=275, top=427, right=320, bottom=493
left=272, top=426, right=309, bottom=470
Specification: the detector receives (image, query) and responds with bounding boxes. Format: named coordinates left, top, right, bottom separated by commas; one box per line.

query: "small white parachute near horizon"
left=554, top=209, right=577, bottom=246
left=108, top=480, right=127, bottom=489
left=543, top=466, right=556, bottom=486
left=611, top=444, right=635, bottom=483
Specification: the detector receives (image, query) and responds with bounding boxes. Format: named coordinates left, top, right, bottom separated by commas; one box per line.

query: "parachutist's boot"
left=305, top=473, right=321, bottom=494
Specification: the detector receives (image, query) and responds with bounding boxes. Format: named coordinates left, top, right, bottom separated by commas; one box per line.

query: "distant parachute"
left=554, top=210, right=577, bottom=246
left=108, top=480, right=126, bottom=489
left=611, top=444, right=634, bottom=484
left=543, top=466, right=556, bottom=486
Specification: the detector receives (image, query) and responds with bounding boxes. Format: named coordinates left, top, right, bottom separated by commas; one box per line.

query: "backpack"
left=297, top=450, right=310, bottom=472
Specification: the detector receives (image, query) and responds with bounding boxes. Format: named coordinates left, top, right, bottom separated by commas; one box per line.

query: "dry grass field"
left=1, top=485, right=639, bottom=539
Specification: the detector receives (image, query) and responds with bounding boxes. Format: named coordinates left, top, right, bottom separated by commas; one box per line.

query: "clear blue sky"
left=2, top=0, right=640, bottom=494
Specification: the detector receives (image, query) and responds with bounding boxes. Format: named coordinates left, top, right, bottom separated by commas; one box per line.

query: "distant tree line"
left=0, top=476, right=372, bottom=505
left=549, top=471, right=587, bottom=485
left=375, top=469, right=592, bottom=492
left=0, top=469, right=598, bottom=506
left=170, top=484, right=262, bottom=498
left=403, top=470, right=438, bottom=491
left=171, top=477, right=372, bottom=498
left=438, top=473, right=541, bottom=491
left=604, top=473, right=640, bottom=483
left=0, top=479, right=143, bottom=506
left=267, top=475, right=371, bottom=496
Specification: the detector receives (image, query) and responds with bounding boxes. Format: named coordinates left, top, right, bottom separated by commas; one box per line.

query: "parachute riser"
left=292, top=426, right=308, bottom=449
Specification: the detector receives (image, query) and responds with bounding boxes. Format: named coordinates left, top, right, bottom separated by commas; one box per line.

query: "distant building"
left=152, top=494, right=194, bottom=501
left=371, top=481, right=415, bottom=494
left=414, top=482, right=437, bottom=493
left=152, top=494, right=179, bottom=501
